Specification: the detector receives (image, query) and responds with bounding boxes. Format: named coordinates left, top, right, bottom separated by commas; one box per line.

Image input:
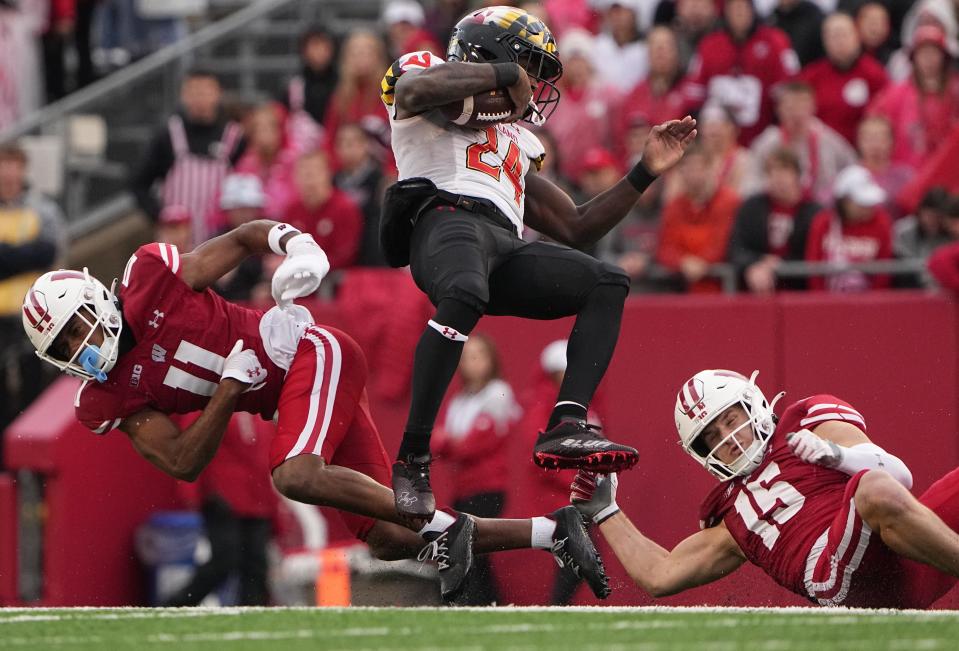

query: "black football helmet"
left=446, top=6, right=563, bottom=125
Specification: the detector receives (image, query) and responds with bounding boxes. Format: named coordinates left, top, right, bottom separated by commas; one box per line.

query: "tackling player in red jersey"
left=20, top=219, right=612, bottom=602
left=571, top=369, right=959, bottom=608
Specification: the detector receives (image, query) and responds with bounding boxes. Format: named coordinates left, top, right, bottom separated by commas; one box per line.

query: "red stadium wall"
left=1, top=290, right=957, bottom=607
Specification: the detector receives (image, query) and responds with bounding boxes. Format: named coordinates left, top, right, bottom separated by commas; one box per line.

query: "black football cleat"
left=417, top=513, right=476, bottom=602
left=392, top=453, right=436, bottom=520
left=549, top=505, right=611, bottom=599
left=533, top=419, right=639, bottom=473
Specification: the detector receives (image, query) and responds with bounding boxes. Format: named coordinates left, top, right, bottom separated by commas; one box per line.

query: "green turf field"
left=1, top=606, right=958, bottom=651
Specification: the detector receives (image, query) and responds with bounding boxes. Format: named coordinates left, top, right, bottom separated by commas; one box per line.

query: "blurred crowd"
left=121, top=0, right=959, bottom=298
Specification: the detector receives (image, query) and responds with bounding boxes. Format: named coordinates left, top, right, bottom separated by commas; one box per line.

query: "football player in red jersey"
left=570, top=369, right=959, bottom=608
left=20, top=219, right=613, bottom=602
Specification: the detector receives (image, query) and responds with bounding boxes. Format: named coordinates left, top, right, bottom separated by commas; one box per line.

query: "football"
left=440, top=89, right=515, bottom=129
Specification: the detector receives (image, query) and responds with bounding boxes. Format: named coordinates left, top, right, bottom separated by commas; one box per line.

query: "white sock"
left=530, top=516, right=557, bottom=549
left=417, top=510, right=456, bottom=537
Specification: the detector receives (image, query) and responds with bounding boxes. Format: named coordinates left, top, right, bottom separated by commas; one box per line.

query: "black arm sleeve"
left=129, top=125, right=175, bottom=221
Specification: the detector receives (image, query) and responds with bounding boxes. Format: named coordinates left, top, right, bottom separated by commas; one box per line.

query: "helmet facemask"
left=28, top=269, right=123, bottom=383
left=676, top=370, right=784, bottom=481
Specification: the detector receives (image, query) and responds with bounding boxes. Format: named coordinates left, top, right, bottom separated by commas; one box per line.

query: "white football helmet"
left=674, top=369, right=784, bottom=481
left=21, top=268, right=123, bottom=382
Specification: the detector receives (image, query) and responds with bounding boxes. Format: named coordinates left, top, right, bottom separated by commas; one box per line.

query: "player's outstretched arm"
left=525, top=117, right=697, bottom=248
left=119, top=341, right=267, bottom=481
left=394, top=62, right=530, bottom=120
left=572, top=471, right=745, bottom=597
left=177, top=220, right=300, bottom=292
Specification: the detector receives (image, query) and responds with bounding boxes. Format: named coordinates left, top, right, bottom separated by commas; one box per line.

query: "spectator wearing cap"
left=854, top=1, right=895, bottom=65
left=616, top=25, right=686, bottom=155
left=727, top=147, right=820, bottom=293
left=131, top=69, right=245, bottom=245
left=656, top=143, right=740, bottom=292
left=682, top=0, right=799, bottom=145
left=286, top=151, right=363, bottom=271
left=856, top=115, right=914, bottom=219
left=770, top=0, right=824, bottom=67
left=893, top=187, right=953, bottom=261
left=156, top=205, right=193, bottom=253
left=805, top=164, right=894, bottom=291
left=800, top=12, right=889, bottom=147
left=590, top=0, right=649, bottom=93
left=383, top=0, right=442, bottom=59
left=211, top=174, right=271, bottom=303
left=885, top=0, right=958, bottom=82
left=324, top=31, right=390, bottom=148
left=867, top=23, right=959, bottom=170
left=749, top=81, right=857, bottom=207
left=544, top=29, right=621, bottom=183
left=578, top=147, right=622, bottom=200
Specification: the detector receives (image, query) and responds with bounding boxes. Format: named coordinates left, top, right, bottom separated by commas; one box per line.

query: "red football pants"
left=270, top=325, right=391, bottom=541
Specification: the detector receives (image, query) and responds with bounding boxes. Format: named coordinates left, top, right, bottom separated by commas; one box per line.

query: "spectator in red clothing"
left=727, top=147, right=820, bottom=293
left=806, top=164, right=894, bottom=291
left=616, top=25, right=685, bottom=162
left=683, top=0, right=799, bottom=144
left=656, top=144, right=741, bottom=292
left=545, top=29, right=621, bottom=184
left=324, top=30, right=390, bottom=146
left=163, top=413, right=277, bottom=606
left=749, top=80, right=857, bottom=206
left=434, top=334, right=519, bottom=605
left=543, top=0, right=600, bottom=37
left=856, top=115, right=914, bottom=219
left=286, top=150, right=362, bottom=271
left=856, top=1, right=894, bottom=65
left=867, top=24, right=959, bottom=170
left=800, top=13, right=889, bottom=147
left=383, top=0, right=442, bottom=59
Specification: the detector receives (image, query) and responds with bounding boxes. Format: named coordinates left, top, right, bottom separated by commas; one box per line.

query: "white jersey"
left=380, top=51, right=546, bottom=235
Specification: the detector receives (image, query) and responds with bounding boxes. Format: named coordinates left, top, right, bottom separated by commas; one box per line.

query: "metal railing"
left=1, top=0, right=377, bottom=236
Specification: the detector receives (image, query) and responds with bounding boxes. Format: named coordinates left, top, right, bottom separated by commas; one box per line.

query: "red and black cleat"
left=533, top=420, right=639, bottom=473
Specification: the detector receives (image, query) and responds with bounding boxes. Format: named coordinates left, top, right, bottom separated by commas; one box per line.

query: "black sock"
left=398, top=298, right=482, bottom=461
left=552, top=282, right=627, bottom=426
left=547, top=402, right=588, bottom=430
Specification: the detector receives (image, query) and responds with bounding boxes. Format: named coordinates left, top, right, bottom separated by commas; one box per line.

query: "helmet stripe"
left=686, top=378, right=702, bottom=404
left=50, top=270, right=85, bottom=281
left=678, top=384, right=692, bottom=414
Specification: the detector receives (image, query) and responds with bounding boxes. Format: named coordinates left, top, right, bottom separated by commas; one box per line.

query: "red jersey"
left=799, top=55, right=888, bottom=146
left=683, top=26, right=799, bottom=144
left=75, top=243, right=288, bottom=434
left=699, top=395, right=868, bottom=600
left=804, top=208, right=893, bottom=291
left=285, top=188, right=363, bottom=270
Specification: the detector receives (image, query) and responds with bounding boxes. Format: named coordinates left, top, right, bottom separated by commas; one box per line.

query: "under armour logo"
left=397, top=492, right=418, bottom=507
left=151, top=344, right=166, bottom=363
left=147, top=309, right=164, bottom=329
left=247, top=367, right=263, bottom=379
left=441, top=327, right=459, bottom=340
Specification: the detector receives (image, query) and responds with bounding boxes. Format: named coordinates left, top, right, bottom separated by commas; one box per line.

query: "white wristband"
left=593, top=504, right=621, bottom=525
left=268, top=223, right=301, bottom=255
left=835, top=442, right=913, bottom=490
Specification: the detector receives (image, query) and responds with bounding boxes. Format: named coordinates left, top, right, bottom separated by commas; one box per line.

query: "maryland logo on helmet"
left=447, top=5, right=563, bottom=124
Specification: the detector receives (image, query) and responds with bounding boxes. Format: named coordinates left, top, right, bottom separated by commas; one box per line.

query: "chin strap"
left=78, top=346, right=108, bottom=383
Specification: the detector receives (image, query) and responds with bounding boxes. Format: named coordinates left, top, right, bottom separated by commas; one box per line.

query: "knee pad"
left=433, top=271, right=490, bottom=315
left=596, top=261, right=631, bottom=291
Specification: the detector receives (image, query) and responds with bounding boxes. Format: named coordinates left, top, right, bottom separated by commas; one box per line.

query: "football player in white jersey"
left=382, top=6, right=697, bottom=522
